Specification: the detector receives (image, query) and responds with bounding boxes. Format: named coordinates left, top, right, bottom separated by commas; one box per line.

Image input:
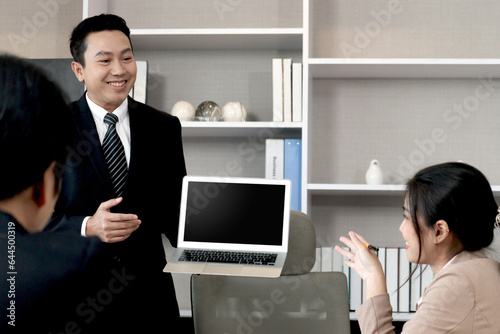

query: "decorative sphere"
left=195, top=101, right=221, bottom=121
left=222, top=101, right=247, bottom=122
left=171, top=101, right=195, bottom=122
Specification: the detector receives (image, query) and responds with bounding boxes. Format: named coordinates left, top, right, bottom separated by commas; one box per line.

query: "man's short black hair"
left=0, top=54, right=75, bottom=199
left=70, top=14, right=133, bottom=67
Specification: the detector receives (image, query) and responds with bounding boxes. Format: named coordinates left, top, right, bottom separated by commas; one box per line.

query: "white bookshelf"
left=303, top=0, right=500, bottom=220
left=304, top=0, right=500, bottom=323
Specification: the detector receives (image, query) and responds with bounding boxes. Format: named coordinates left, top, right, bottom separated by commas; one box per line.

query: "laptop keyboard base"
left=179, top=250, right=277, bottom=266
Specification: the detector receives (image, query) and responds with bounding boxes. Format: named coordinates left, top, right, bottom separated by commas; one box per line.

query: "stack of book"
left=272, top=58, right=302, bottom=122
left=312, top=246, right=434, bottom=312
left=265, top=139, right=302, bottom=211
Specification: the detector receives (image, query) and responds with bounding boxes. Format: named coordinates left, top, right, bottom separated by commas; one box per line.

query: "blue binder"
left=284, top=139, right=302, bottom=211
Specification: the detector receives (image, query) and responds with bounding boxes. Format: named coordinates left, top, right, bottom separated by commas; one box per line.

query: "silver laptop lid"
left=177, top=176, right=291, bottom=253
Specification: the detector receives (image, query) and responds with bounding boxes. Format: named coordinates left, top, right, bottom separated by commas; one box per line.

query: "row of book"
left=265, top=139, right=302, bottom=211
left=272, top=58, right=302, bottom=122
left=312, top=246, right=434, bottom=312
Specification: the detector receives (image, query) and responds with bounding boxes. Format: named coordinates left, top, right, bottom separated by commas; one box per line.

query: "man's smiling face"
left=72, top=30, right=137, bottom=112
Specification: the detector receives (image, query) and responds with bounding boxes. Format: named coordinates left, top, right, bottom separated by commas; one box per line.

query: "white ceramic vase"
left=365, top=159, right=384, bottom=185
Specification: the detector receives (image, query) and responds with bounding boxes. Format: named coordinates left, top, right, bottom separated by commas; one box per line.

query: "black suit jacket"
left=0, top=211, right=109, bottom=333
left=47, top=95, right=187, bottom=331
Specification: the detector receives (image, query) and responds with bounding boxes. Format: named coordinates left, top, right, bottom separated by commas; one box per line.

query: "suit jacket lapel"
left=72, top=95, right=114, bottom=194
left=127, top=97, right=146, bottom=180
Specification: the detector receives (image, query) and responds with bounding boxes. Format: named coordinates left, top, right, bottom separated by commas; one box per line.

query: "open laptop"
left=164, top=176, right=291, bottom=277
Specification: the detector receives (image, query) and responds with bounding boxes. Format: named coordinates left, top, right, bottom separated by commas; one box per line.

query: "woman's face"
left=400, top=197, right=435, bottom=264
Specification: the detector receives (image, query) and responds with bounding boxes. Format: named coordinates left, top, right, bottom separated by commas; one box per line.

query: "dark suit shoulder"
left=127, top=97, right=181, bottom=125
left=68, top=98, right=80, bottom=111
left=69, top=94, right=89, bottom=114
left=18, top=232, right=108, bottom=279
left=1, top=218, right=110, bottom=332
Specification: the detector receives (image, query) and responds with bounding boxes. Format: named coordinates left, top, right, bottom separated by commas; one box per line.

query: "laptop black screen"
left=184, top=181, right=286, bottom=246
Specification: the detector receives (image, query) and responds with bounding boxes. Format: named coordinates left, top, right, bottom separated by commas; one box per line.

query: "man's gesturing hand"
left=86, top=197, right=141, bottom=243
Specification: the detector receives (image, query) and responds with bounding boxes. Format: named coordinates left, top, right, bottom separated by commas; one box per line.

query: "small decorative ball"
left=222, top=101, right=247, bottom=122
left=195, top=101, right=221, bottom=121
left=171, top=101, right=195, bottom=122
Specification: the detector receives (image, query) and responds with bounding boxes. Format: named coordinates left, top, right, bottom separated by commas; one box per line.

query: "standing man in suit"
left=47, top=14, right=187, bottom=332
left=0, top=55, right=109, bottom=333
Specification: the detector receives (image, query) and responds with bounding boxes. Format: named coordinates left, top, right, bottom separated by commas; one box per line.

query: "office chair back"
left=190, top=211, right=351, bottom=334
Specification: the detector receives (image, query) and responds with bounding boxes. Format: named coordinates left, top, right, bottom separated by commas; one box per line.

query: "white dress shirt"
left=81, top=94, right=132, bottom=236
left=86, top=94, right=131, bottom=166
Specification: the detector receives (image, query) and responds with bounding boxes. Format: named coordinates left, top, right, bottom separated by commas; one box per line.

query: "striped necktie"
left=102, top=113, right=128, bottom=197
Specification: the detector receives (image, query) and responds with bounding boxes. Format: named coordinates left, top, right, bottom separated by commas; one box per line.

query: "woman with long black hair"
left=336, top=162, right=500, bottom=333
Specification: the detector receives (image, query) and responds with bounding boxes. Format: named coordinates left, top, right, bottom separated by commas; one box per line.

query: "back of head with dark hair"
left=70, top=14, right=132, bottom=66
left=0, top=54, right=75, bottom=200
left=405, top=162, right=498, bottom=254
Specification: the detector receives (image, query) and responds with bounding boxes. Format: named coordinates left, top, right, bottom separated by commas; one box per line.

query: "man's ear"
left=71, top=61, right=85, bottom=82
left=32, top=182, right=45, bottom=207
left=32, top=161, right=58, bottom=208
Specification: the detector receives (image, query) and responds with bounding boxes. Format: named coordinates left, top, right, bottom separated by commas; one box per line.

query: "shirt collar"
left=442, top=253, right=460, bottom=271
left=86, top=93, right=129, bottom=124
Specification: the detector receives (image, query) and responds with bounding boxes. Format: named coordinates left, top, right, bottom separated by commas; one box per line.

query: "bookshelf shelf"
left=181, top=121, right=303, bottom=137
left=308, top=58, right=500, bottom=79
left=308, top=183, right=406, bottom=196
left=492, top=186, right=500, bottom=196
left=181, top=310, right=414, bottom=324
left=308, top=184, right=500, bottom=196
left=350, top=312, right=414, bottom=321
left=130, top=28, right=303, bottom=50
